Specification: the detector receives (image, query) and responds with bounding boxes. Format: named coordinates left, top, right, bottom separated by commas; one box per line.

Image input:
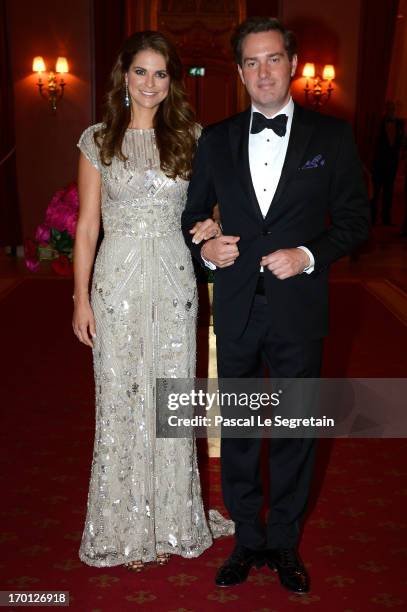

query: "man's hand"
left=261, top=248, right=310, bottom=279
left=201, top=235, right=240, bottom=268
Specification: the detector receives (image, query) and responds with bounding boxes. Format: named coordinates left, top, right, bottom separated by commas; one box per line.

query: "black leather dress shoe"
left=215, top=545, right=264, bottom=587
left=265, top=548, right=309, bottom=593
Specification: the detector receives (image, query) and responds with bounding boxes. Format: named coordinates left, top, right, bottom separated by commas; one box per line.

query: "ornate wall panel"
left=125, top=1, right=281, bottom=121
left=157, top=0, right=245, bottom=122
left=127, top=0, right=246, bottom=121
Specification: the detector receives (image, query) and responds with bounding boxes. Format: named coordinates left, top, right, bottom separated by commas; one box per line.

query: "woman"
left=73, top=30, right=231, bottom=570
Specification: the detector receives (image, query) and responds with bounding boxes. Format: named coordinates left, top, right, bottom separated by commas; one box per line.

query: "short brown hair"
left=231, top=17, right=297, bottom=66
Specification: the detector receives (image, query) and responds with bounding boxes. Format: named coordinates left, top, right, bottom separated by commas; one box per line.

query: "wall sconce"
left=32, top=56, right=69, bottom=112
left=302, top=62, right=335, bottom=107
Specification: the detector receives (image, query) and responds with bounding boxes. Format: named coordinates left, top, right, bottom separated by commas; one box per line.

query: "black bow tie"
left=251, top=112, right=288, bottom=136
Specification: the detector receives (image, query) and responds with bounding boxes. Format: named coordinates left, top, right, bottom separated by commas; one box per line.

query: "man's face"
left=238, top=30, right=297, bottom=116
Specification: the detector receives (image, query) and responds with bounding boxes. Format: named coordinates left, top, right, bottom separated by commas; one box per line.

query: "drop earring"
left=124, top=79, right=130, bottom=108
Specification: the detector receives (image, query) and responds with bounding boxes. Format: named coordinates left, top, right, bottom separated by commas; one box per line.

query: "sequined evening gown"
left=77, top=124, right=232, bottom=567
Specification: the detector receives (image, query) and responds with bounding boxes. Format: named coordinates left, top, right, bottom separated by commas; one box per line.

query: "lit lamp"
left=32, top=56, right=69, bottom=112
left=303, top=62, right=315, bottom=80
left=302, top=62, right=335, bottom=107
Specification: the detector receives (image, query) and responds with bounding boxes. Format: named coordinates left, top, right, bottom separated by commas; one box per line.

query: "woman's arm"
left=72, top=153, right=101, bottom=347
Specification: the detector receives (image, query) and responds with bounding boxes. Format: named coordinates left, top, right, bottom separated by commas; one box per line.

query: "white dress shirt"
left=249, top=98, right=314, bottom=273
left=249, top=98, right=294, bottom=213
left=202, top=96, right=315, bottom=273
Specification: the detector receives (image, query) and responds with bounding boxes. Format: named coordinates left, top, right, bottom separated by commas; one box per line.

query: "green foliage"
left=50, top=229, right=74, bottom=255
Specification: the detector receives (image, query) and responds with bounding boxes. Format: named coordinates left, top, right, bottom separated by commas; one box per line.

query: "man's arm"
left=182, top=131, right=240, bottom=268
left=262, top=121, right=369, bottom=280
left=303, top=121, right=370, bottom=272
left=181, top=131, right=217, bottom=264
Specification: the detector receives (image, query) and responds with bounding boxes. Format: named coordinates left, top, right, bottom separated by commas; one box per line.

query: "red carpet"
left=1, top=278, right=406, bottom=611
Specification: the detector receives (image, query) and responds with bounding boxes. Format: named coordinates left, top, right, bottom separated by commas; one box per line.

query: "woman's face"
left=126, top=48, right=170, bottom=113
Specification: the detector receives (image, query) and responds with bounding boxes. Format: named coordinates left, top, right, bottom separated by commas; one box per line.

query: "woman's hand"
left=72, top=297, right=96, bottom=347
left=190, top=218, right=221, bottom=244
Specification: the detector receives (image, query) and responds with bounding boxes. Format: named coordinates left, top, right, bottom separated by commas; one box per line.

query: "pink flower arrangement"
left=24, top=182, right=79, bottom=275
left=35, top=224, right=51, bottom=243
left=44, top=182, right=79, bottom=237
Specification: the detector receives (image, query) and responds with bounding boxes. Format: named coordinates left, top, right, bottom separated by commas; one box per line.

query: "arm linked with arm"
left=181, top=130, right=217, bottom=265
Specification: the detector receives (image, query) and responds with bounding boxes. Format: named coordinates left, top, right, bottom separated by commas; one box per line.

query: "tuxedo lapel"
left=265, top=103, right=315, bottom=221
left=229, top=109, right=264, bottom=223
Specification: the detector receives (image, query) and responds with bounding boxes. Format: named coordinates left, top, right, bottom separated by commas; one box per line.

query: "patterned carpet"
left=1, top=278, right=406, bottom=611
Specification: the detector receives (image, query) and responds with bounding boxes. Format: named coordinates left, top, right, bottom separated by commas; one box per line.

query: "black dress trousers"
left=216, top=293, right=323, bottom=550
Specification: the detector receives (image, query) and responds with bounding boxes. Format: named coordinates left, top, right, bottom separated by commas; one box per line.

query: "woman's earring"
left=124, top=80, right=130, bottom=108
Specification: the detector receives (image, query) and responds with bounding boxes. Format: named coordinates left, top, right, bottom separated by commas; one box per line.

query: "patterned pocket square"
left=299, top=154, right=326, bottom=170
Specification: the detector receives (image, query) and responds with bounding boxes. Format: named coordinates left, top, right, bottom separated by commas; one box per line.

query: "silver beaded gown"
left=77, top=124, right=233, bottom=567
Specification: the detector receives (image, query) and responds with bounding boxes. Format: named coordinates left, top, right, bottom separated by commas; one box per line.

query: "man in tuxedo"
left=371, top=100, right=405, bottom=225
left=182, top=17, right=369, bottom=592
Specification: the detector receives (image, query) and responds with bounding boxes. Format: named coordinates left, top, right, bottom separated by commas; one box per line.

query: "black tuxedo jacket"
left=182, top=103, right=370, bottom=340
left=373, top=117, right=405, bottom=169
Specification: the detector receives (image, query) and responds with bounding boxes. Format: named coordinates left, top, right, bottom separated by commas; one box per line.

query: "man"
left=182, top=17, right=369, bottom=592
left=403, top=156, right=407, bottom=237
left=371, top=100, right=404, bottom=226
